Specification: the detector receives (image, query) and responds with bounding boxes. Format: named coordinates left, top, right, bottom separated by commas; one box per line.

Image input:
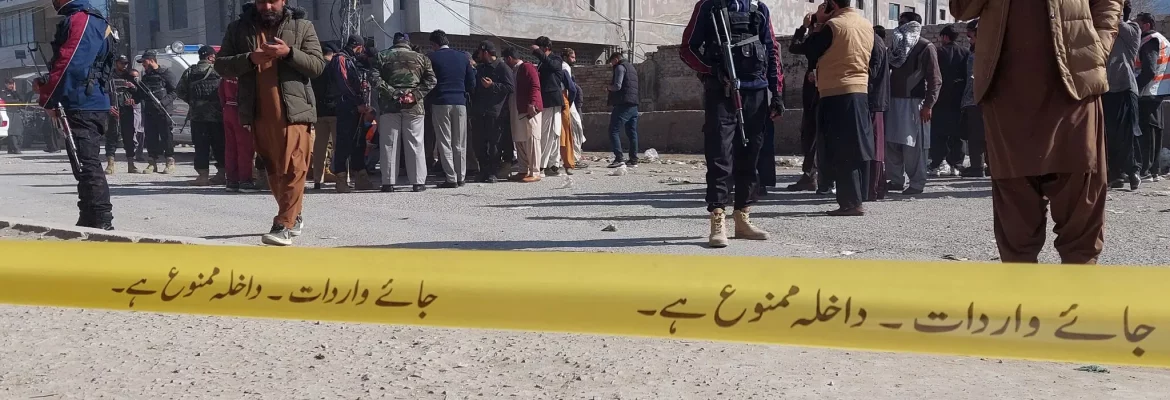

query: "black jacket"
left=934, top=42, right=969, bottom=110
left=532, top=50, right=564, bottom=109
left=137, top=66, right=178, bottom=115
left=867, top=32, right=890, bottom=113
left=471, top=58, right=516, bottom=117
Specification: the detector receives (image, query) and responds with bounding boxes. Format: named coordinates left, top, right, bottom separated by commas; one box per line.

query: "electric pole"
left=628, top=0, right=636, bottom=62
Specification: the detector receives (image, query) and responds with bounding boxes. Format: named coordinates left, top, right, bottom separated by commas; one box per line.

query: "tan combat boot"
left=708, top=209, right=729, bottom=248
left=126, top=160, right=139, bottom=174
left=141, top=158, right=158, bottom=174
left=334, top=172, right=352, bottom=193
left=191, top=169, right=210, bottom=186
left=209, top=169, right=226, bottom=185
left=354, top=170, right=376, bottom=191
left=163, top=157, right=177, bottom=174
left=733, top=208, right=769, bottom=240
left=104, top=156, right=116, bottom=174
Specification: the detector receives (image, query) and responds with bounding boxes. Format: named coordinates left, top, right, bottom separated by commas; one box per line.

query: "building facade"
left=129, top=0, right=939, bottom=65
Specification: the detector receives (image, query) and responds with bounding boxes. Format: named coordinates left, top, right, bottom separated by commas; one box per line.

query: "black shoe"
left=290, top=216, right=303, bottom=237
left=902, top=187, right=924, bottom=195
left=960, top=168, right=986, bottom=178
left=438, top=181, right=458, bottom=189
left=545, top=166, right=561, bottom=177
left=786, top=174, right=816, bottom=191
left=626, top=159, right=639, bottom=167
left=412, top=184, right=427, bottom=192
left=381, top=184, right=394, bottom=192
left=262, top=224, right=294, bottom=246
left=1129, top=175, right=1142, bottom=191
left=226, top=182, right=240, bottom=192
left=483, top=175, right=499, bottom=183
left=313, top=182, right=322, bottom=190
left=1109, top=179, right=1126, bottom=189
left=458, top=180, right=465, bottom=187
left=239, top=181, right=260, bottom=193
left=607, top=160, right=625, bottom=168
left=885, top=181, right=905, bottom=192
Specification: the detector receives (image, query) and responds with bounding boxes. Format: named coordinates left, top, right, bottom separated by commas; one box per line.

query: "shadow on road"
left=350, top=236, right=704, bottom=251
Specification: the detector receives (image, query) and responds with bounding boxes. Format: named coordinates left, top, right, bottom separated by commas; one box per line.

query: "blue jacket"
left=327, top=51, right=366, bottom=107
left=39, top=0, right=112, bottom=111
left=679, top=0, right=782, bottom=94
left=427, top=47, right=475, bottom=106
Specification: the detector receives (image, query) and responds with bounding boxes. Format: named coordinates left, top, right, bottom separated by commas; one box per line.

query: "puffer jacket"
left=214, top=4, right=325, bottom=125
left=950, top=0, right=1122, bottom=103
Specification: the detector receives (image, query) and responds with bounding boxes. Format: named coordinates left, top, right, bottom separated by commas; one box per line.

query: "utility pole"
left=628, top=0, right=636, bottom=62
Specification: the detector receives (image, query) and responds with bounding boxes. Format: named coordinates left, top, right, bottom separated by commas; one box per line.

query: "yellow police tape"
left=0, top=241, right=1166, bottom=368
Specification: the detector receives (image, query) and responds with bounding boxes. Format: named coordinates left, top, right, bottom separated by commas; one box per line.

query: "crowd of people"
left=15, top=0, right=1169, bottom=261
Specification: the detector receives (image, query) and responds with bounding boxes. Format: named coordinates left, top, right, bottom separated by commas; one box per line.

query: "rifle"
left=28, top=43, right=82, bottom=175
left=709, top=0, right=748, bottom=147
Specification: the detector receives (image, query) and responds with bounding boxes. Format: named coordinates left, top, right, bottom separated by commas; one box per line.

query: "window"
left=907, top=6, right=916, bottom=14
left=170, top=0, right=188, bottom=29
left=399, top=0, right=405, bottom=11
left=0, top=11, right=35, bottom=47
left=939, top=9, right=947, bottom=20
left=889, top=3, right=900, bottom=20
left=858, top=0, right=865, bottom=10
left=590, top=0, right=597, bottom=11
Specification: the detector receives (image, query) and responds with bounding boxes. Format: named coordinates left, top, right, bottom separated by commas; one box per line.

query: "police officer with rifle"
left=176, top=45, right=225, bottom=186
left=105, top=55, right=139, bottom=174
left=34, top=0, right=119, bottom=230
left=680, top=0, right=785, bottom=248
left=135, top=49, right=179, bottom=175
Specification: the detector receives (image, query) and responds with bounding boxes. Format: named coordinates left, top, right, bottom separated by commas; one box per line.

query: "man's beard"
left=257, top=10, right=282, bottom=28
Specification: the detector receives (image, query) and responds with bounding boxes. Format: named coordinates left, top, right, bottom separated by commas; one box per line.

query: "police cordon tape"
left=0, top=240, right=1166, bottom=368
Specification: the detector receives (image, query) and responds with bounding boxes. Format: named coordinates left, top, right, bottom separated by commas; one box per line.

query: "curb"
left=0, top=218, right=247, bottom=246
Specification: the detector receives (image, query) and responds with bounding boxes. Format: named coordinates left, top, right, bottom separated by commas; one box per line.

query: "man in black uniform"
left=36, top=0, right=118, bottom=230
left=681, top=0, right=785, bottom=248
left=136, top=49, right=178, bottom=174
left=105, top=55, right=139, bottom=173
left=176, top=45, right=225, bottom=186
left=2, top=79, right=23, bottom=154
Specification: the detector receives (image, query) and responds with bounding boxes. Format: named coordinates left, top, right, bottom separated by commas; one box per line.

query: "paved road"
left=2, top=150, right=1170, bottom=399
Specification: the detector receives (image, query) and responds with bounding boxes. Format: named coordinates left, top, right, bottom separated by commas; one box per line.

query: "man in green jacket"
left=214, top=0, right=325, bottom=246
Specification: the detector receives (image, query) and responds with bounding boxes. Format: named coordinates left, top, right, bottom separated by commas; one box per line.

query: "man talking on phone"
left=793, top=0, right=875, bottom=216
left=214, top=0, right=325, bottom=246
left=681, top=0, right=784, bottom=248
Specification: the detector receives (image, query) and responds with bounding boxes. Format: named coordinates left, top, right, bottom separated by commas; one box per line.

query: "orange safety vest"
left=1136, top=31, right=1170, bottom=97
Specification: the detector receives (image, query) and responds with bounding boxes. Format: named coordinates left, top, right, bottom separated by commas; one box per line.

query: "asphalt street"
left=2, top=149, right=1170, bottom=399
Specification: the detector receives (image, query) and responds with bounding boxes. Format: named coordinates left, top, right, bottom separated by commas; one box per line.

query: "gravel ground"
left=2, top=150, right=1170, bottom=399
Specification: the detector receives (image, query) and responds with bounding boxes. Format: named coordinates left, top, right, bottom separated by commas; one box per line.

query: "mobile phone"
left=266, top=37, right=279, bottom=45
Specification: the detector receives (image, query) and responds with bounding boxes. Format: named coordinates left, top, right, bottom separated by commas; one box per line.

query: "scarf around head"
left=889, top=21, right=922, bottom=68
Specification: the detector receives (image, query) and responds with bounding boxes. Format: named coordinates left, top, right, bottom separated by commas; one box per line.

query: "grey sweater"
left=1107, top=21, right=1140, bottom=94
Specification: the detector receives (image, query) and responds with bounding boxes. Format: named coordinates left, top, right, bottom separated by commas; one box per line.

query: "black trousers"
left=472, top=113, right=507, bottom=178
left=331, top=108, right=367, bottom=174
left=67, top=110, right=113, bottom=226
left=703, top=84, right=766, bottom=211
left=757, top=118, right=777, bottom=187
left=818, top=93, right=871, bottom=209
left=962, top=106, right=986, bottom=172
left=799, top=99, right=818, bottom=175
left=105, top=107, right=136, bottom=157
left=929, top=106, right=966, bottom=169
left=1103, top=91, right=1139, bottom=181
left=1137, top=98, right=1164, bottom=177
left=3, top=134, right=20, bottom=153
left=143, top=112, right=173, bottom=159
left=192, top=120, right=226, bottom=171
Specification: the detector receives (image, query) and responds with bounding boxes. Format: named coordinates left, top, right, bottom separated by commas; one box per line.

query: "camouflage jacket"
left=373, top=43, right=436, bottom=115
left=176, top=61, right=224, bottom=122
